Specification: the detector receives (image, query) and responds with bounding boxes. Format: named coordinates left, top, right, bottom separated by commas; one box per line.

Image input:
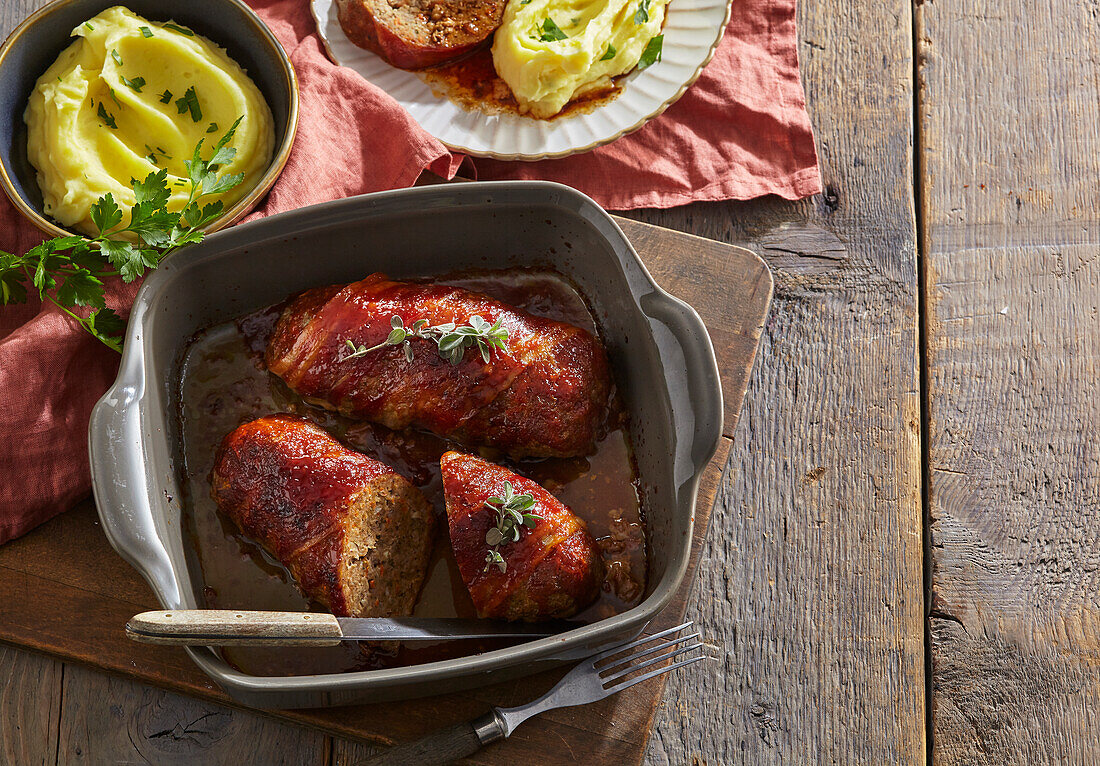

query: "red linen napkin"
left=477, top=0, right=823, bottom=207
left=0, top=0, right=819, bottom=544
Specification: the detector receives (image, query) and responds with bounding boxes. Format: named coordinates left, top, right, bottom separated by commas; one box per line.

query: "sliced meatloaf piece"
left=336, top=0, right=504, bottom=69
left=440, top=451, right=603, bottom=621
left=211, top=414, right=435, bottom=617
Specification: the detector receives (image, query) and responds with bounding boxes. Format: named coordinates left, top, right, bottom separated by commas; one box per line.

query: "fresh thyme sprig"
left=482, top=481, right=541, bottom=573
left=0, top=117, right=245, bottom=352
left=343, top=313, right=509, bottom=365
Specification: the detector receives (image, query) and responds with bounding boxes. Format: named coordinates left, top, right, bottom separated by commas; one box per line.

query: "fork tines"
left=595, top=621, right=705, bottom=692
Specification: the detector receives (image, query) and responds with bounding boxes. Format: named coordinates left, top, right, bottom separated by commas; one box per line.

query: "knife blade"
left=125, top=609, right=564, bottom=646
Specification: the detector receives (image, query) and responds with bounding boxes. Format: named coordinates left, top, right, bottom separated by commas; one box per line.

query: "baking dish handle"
left=88, top=375, right=183, bottom=608
left=640, top=290, right=724, bottom=476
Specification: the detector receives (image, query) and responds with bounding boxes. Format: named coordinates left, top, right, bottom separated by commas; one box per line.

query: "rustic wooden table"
left=4, top=0, right=1098, bottom=762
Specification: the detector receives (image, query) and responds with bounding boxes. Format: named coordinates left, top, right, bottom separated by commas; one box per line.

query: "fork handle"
left=361, top=711, right=504, bottom=765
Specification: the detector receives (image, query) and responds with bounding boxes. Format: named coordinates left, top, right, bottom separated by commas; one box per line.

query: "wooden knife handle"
left=125, top=610, right=343, bottom=646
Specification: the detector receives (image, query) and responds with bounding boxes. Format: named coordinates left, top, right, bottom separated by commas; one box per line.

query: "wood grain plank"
left=56, top=663, right=329, bottom=765
left=628, top=0, right=926, bottom=759
left=918, top=0, right=1100, bottom=761
left=0, top=646, right=62, bottom=766
left=332, top=738, right=384, bottom=763
left=0, top=1, right=31, bottom=37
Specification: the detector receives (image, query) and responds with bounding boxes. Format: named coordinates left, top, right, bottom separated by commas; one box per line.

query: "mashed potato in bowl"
left=491, top=0, right=670, bottom=118
left=24, top=6, right=274, bottom=236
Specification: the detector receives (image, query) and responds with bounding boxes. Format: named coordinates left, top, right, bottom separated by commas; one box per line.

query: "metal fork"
left=362, top=622, right=705, bottom=766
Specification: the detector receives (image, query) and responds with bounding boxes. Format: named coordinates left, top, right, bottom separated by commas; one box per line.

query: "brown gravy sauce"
left=419, top=46, right=622, bottom=119
left=177, top=269, right=646, bottom=677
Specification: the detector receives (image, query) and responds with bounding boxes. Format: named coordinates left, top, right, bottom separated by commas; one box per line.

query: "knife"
left=125, top=609, right=563, bottom=646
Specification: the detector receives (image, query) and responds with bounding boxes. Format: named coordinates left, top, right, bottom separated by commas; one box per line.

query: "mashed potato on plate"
left=491, top=0, right=670, bottom=118
left=24, top=6, right=273, bottom=236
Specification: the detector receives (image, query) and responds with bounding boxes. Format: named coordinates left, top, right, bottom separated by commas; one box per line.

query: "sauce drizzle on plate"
left=420, top=47, right=622, bottom=119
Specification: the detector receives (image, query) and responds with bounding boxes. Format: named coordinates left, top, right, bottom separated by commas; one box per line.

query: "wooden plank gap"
left=911, top=0, right=934, bottom=764
left=53, top=662, right=64, bottom=766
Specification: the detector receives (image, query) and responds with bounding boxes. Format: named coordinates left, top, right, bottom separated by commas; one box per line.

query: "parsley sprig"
left=343, top=314, right=509, bottom=365
left=483, top=481, right=541, bottom=574
left=0, top=118, right=245, bottom=352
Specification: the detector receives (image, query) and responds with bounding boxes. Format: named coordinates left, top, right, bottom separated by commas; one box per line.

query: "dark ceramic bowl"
left=0, top=0, right=298, bottom=237
left=89, top=181, right=724, bottom=708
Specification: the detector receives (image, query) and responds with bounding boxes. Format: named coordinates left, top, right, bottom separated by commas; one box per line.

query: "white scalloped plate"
left=310, top=0, right=732, bottom=160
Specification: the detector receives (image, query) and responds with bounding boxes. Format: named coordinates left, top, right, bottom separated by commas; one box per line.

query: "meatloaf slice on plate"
left=336, top=0, right=505, bottom=69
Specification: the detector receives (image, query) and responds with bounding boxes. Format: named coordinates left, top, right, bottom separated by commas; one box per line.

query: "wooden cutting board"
left=0, top=216, right=771, bottom=766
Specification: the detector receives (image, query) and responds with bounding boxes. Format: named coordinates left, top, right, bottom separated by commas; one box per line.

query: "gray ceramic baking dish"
left=88, top=181, right=722, bottom=709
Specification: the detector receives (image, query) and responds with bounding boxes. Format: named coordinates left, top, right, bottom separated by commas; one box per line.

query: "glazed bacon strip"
left=265, top=273, right=611, bottom=459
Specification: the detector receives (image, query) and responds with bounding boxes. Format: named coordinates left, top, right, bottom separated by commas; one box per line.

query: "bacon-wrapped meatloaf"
left=440, top=451, right=603, bottom=621
left=265, top=273, right=611, bottom=459
left=211, top=414, right=434, bottom=617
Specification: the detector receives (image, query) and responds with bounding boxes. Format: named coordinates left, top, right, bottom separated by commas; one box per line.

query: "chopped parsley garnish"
left=599, top=43, right=616, bottom=61
left=634, top=0, right=651, bottom=24
left=537, top=17, right=568, bottom=42
left=139, top=26, right=153, bottom=38
left=637, top=34, right=663, bottom=69
left=110, top=49, right=123, bottom=67
left=520, top=0, right=531, bottom=4
left=121, top=75, right=145, bottom=93
left=107, top=87, right=122, bottom=107
left=163, top=22, right=194, bottom=36
left=96, top=103, right=118, bottom=129
left=144, top=145, right=171, bottom=164
left=84, top=22, right=94, bottom=31
left=175, top=86, right=202, bottom=122
left=159, top=89, right=173, bottom=104
left=206, top=122, right=218, bottom=133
